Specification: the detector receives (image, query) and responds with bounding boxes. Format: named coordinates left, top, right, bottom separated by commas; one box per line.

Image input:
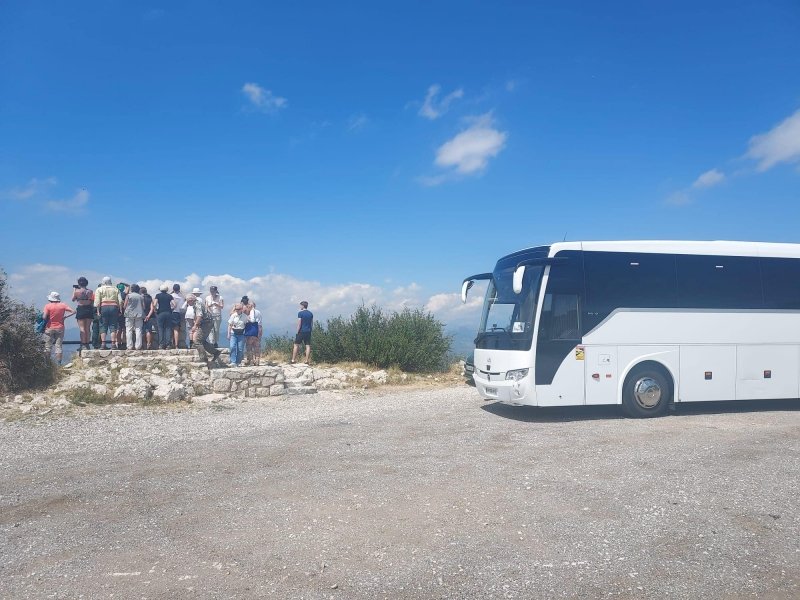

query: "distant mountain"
left=445, top=323, right=477, bottom=359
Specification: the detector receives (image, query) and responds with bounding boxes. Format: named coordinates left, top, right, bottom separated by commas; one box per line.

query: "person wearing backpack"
left=42, top=291, right=75, bottom=364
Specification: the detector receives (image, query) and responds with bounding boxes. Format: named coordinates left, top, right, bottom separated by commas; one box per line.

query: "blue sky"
left=1, top=1, right=799, bottom=335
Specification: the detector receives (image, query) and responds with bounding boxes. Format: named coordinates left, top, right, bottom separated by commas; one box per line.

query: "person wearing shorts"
left=71, top=277, right=94, bottom=352
left=291, top=301, right=313, bottom=364
left=94, top=276, right=121, bottom=349
left=43, top=291, right=75, bottom=364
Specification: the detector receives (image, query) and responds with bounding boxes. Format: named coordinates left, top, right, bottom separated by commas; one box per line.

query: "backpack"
left=34, top=310, right=48, bottom=334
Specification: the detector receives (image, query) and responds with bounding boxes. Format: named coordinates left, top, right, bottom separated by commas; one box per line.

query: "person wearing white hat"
left=184, top=287, right=203, bottom=348
left=42, top=291, right=75, bottom=364
left=93, top=276, right=121, bottom=349
left=186, top=294, right=221, bottom=369
left=204, top=285, right=224, bottom=347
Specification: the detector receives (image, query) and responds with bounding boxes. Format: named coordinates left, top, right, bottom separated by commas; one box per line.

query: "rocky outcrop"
left=1, top=350, right=414, bottom=417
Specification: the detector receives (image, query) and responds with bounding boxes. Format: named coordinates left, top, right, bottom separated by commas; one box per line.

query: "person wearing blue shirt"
left=291, top=301, right=313, bottom=364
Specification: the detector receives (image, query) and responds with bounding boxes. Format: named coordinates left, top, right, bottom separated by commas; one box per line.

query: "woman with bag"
left=243, top=302, right=263, bottom=366
left=71, top=277, right=94, bottom=352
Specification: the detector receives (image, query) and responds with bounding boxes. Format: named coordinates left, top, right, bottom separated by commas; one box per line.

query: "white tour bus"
left=461, top=240, right=800, bottom=417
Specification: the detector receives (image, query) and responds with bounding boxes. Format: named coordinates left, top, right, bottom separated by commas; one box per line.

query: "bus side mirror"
left=461, top=280, right=474, bottom=303
left=512, top=266, right=525, bottom=294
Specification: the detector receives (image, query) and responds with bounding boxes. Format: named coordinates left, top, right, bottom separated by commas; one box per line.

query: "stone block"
left=269, top=384, right=287, bottom=396
left=212, top=378, right=231, bottom=392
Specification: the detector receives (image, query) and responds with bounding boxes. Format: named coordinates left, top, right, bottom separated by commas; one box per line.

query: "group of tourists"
left=39, top=277, right=314, bottom=370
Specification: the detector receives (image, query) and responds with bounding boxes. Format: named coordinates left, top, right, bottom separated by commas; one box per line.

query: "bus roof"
left=528, top=240, right=800, bottom=259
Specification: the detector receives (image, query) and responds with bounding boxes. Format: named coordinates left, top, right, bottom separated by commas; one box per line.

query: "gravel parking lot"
left=1, top=386, right=799, bottom=599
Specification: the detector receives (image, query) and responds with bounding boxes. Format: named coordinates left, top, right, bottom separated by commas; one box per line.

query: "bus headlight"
left=505, top=368, right=529, bottom=381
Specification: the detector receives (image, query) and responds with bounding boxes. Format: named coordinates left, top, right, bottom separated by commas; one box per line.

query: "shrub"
left=262, top=333, right=294, bottom=361
left=0, top=269, right=57, bottom=394
left=300, top=304, right=451, bottom=372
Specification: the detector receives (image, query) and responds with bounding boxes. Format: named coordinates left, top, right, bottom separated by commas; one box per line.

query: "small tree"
left=0, top=269, right=56, bottom=393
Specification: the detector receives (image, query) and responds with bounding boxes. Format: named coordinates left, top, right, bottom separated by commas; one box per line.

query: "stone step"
left=285, top=385, right=317, bottom=395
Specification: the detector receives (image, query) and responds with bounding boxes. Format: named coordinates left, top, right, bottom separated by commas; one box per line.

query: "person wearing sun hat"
left=93, top=276, right=121, bottom=349
left=42, top=291, right=75, bottom=364
left=204, top=285, right=224, bottom=347
left=184, top=287, right=203, bottom=348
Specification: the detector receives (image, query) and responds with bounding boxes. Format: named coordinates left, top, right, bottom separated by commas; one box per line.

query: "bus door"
left=534, top=257, right=585, bottom=406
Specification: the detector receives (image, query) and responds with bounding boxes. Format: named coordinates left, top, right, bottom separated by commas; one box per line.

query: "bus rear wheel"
left=622, top=365, right=671, bottom=418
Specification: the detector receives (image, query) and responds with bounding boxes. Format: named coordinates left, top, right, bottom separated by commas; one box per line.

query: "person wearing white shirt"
left=205, top=285, right=224, bottom=347
left=227, top=304, right=248, bottom=366
left=185, top=287, right=203, bottom=348
left=171, top=284, right=188, bottom=349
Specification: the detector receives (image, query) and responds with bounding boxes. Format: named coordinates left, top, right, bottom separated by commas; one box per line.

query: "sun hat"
left=159, top=283, right=169, bottom=292
left=47, top=291, right=60, bottom=302
left=191, top=287, right=202, bottom=295
left=102, top=276, right=112, bottom=285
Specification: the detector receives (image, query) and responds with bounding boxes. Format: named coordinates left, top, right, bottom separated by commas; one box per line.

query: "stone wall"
left=51, top=350, right=393, bottom=403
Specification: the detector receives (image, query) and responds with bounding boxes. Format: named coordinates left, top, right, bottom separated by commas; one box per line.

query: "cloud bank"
left=6, top=264, right=485, bottom=334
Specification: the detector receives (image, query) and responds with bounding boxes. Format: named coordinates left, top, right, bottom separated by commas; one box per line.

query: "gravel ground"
left=1, top=387, right=799, bottom=599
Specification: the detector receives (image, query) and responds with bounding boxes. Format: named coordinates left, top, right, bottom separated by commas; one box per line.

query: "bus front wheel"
left=622, top=365, right=671, bottom=418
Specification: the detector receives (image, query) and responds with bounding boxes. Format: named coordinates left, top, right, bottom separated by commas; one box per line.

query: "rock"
left=213, top=378, right=232, bottom=393
left=114, top=380, right=152, bottom=400
left=269, top=384, right=287, bottom=396
left=317, top=379, right=345, bottom=390
left=152, top=382, right=187, bottom=402
left=369, top=370, right=388, bottom=384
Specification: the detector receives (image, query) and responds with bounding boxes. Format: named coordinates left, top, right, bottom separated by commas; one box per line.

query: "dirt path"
left=1, top=388, right=799, bottom=598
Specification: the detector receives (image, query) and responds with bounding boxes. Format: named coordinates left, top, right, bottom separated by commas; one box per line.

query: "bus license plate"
left=485, top=387, right=498, bottom=396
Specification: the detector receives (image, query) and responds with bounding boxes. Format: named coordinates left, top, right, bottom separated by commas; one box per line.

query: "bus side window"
left=541, top=293, right=580, bottom=340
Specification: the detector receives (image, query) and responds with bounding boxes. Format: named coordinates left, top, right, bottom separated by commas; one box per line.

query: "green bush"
left=262, top=333, right=294, bottom=360
left=0, top=269, right=57, bottom=394
left=284, top=304, right=451, bottom=372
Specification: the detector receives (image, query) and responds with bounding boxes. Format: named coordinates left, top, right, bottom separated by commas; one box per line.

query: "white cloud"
left=418, top=84, right=464, bottom=120
left=746, top=108, right=800, bottom=172
left=3, top=177, right=57, bottom=201
left=6, top=265, right=484, bottom=335
left=665, top=191, right=691, bottom=206
left=347, top=113, right=369, bottom=131
left=44, top=188, right=89, bottom=215
left=433, top=113, right=508, bottom=176
left=242, top=82, right=288, bottom=113
left=692, top=168, right=725, bottom=189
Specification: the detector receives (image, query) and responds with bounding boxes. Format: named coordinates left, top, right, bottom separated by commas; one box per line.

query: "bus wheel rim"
left=633, top=377, right=661, bottom=409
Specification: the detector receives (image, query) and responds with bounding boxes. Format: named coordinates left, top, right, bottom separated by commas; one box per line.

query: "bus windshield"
left=476, top=265, right=543, bottom=351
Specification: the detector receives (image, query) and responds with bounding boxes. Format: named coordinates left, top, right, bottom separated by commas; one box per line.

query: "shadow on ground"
left=481, top=398, right=800, bottom=423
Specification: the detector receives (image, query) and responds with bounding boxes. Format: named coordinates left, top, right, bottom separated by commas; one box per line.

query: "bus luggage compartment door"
left=679, top=345, right=736, bottom=402
left=736, top=345, right=799, bottom=400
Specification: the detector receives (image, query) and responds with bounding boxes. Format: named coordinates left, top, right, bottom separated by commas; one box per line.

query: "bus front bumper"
left=474, top=374, right=535, bottom=406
